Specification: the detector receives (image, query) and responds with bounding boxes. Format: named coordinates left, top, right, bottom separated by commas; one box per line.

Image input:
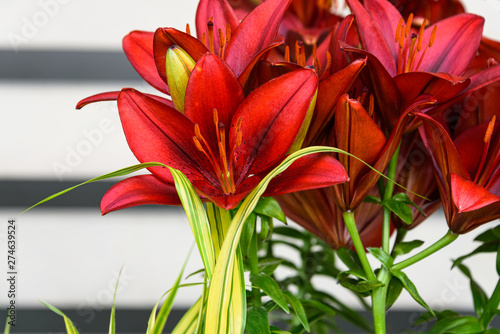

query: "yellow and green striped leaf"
left=40, top=300, right=79, bottom=334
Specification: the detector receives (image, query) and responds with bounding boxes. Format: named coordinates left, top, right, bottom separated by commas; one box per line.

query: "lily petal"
left=264, top=154, right=348, bottom=196
left=418, top=14, right=484, bottom=76
left=231, top=68, right=319, bottom=180
left=225, top=0, right=291, bottom=78
left=123, top=31, right=170, bottom=94
left=184, top=53, right=244, bottom=154
left=451, top=173, right=500, bottom=213
left=346, top=0, right=398, bottom=76
left=101, top=175, right=181, bottom=215
left=153, top=28, right=208, bottom=88
left=196, top=0, right=239, bottom=56
left=117, top=89, right=210, bottom=182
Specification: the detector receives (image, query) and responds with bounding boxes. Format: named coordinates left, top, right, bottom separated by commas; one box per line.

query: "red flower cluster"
left=79, top=0, right=500, bottom=245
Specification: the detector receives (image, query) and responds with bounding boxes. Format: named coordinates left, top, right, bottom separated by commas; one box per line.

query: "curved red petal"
left=195, top=0, right=239, bottom=56
left=225, top=0, right=291, bottom=77
left=264, top=154, right=348, bottom=196
left=123, top=31, right=170, bottom=94
left=451, top=173, right=500, bottom=213
left=153, top=28, right=208, bottom=89
left=76, top=91, right=175, bottom=110
left=419, top=14, right=484, bottom=76
left=184, top=53, right=244, bottom=154
left=101, top=175, right=181, bottom=215
left=346, top=0, right=398, bottom=76
left=231, top=68, right=319, bottom=179
left=117, top=89, right=211, bottom=182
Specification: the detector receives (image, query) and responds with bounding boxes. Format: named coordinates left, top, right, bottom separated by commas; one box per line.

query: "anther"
left=429, top=25, right=437, bottom=47
left=405, top=13, right=413, bottom=38
left=207, top=19, right=215, bottom=54
left=484, top=115, right=496, bottom=143
left=186, top=23, right=191, bottom=35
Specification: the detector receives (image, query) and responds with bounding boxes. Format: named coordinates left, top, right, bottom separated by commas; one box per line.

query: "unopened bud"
left=166, top=45, right=196, bottom=113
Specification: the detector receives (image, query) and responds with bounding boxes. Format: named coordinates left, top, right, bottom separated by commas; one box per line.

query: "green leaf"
left=383, top=198, right=413, bottom=225
left=251, top=273, right=290, bottom=314
left=40, top=300, right=79, bottom=334
left=109, top=267, right=123, bottom=334
left=260, top=215, right=274, bottom=241
left=392, top=240, right=424, bottom=257
left=270, top=326, right=292, bottom=334
left=337, top=271, right=383, bottom=295
left=392, top=192, right=426, bottom=216
left=246, top=307, right=271, bottom=334
left=169, top=167, right=216, bottom=280
left=24, top=162, right=168, bottom=212
left=391, top=269, right=435, bottom=316
left=485, top=328, right=500, bottom=334
left=301, top=299, right=336, bottom=317
left=147, top=247, right=192, bottom=334
left=496, top=244, right=500, bottom=276
left=273, top=226, right=308, bottom=240
left=457, top=264, right=488, bottom=317
left=385, top=276, right=403, bottom=310
left=364, top=195, right=382, bottom=204
left=239, top=213, right=256, bottom=257
left=283, top=291, right=310, bottom=332
left=258, top=258, right=283, bottom=276
left=367, top=248, right=393, bottom=268
left=4, top=317, right=10, bottom=334
left=475, top=226, right=500, bottom=243
left=429, top=316, right=482, bottom=334
left=453, top=242, right=499, bottom=267
left=254, top=197, right=287, bottom=224
left=336, top=248, right=366, bottom=279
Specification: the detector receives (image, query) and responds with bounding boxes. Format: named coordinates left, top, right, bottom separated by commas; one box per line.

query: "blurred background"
left=1, top=0, right=500, bottom=332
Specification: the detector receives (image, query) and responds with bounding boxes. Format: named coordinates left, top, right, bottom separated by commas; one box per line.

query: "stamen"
left=324, top=51, right=332, bottom=75
left=416, top=19, right=427, bottom=52
left=475, top=116, right=496, bottom=184
left=429, top=25, right=437, bottom=47
left=368, top=94, right=374, bottom=117
left=218, top=28, right=225, bottom=58
left=285, top=46, right=290, bottom=62
left=202, top=33, right=206, bottom=49
left=484, top=115, right=496, bottom=143
left=186, top=23, right=191, bottom=36
left=395, top=18, right=404, bottom=43
left=226, top=24, right=231, bottom=44
left=405, top=13, right=413, bottom=38
left=207, top=19, right=215, bottom=54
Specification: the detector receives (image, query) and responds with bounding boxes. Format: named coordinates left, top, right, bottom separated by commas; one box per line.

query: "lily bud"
left=287, top=88, right=318, bottom=154
left=166, top=45, right=196, bottom=113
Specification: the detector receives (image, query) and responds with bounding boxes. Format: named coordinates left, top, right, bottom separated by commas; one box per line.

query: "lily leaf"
left=367, top=248, right=393, bottom=268
left=385, top=276, right=403, bottom=310
left=383, top=198, right=413, bottom=225
left=283, top=291, right=310, bottom=332
left=391, top=269, right=435, bottom=316
left=254, top=197, right=287, bottom=224
left=246, top=307, right=271, bottom=334
left=428, top=316, right=482, bottom=334
left=40, top=301, right=79, bottom=334
left=456, top=264, right=488, bottom=318
left=392, top=240, right=425, bottom=257
left=251, top=273, right=290, bottom=314
left=260, top=215, right=274, bottom=242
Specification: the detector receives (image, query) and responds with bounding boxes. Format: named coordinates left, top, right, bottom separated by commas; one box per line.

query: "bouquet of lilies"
left=26, top=0, right=500, bottom=333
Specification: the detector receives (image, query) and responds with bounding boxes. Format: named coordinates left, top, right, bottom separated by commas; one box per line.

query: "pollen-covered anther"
left=394, top=14, right=438, bottom=74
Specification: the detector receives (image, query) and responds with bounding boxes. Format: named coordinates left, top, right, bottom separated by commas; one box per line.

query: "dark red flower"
left=101, top=54, right=348, bottom=213
left=418, top=112, right=500, bottom=233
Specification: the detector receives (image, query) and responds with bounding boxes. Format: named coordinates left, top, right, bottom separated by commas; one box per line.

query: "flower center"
left=192, top=108, right=242, bottom=194
left=394, top=14, right=437, bottom=74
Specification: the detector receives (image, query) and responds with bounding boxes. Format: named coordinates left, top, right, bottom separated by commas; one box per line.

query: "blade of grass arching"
left=169, top=167, right=216, bottom=280
left=24, top=162, right=168, bottom=212
left=108, top=266, right=123, bottom=334
left=150, top=245, right=193, bottom=334
left=172, top=297, right=203, bottom=334
left=205, top=146, right=353, bottom=334
left=229, top=247, right=246, bottom=333
left=4, top=316, right=10, bottom=334
left=206, top=202, right=232, bottom=258
left=40, top=300, right=79, bottom=334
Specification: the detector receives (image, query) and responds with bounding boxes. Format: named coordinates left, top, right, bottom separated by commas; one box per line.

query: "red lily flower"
left=101, top=54, right=348, bottom=213
left=276, top=187, right=385, bottom=250
left=77, top=0, right=292, bottom=109
left=329, top=94, right=436, bottom=211
left=418, top=112, right=500, bottom=233
left=342, top=0, right=483, bottom=129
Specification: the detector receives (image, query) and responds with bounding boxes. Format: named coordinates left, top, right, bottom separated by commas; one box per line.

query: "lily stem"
left=342, top=211, right=376, bottom=281
left=373, top=145, right=400, bottom=334
left=479, top=277, right=500, bottom=329
left=392, top=230, right=458, bottom=271
left=249, top=223, right=262, bottom=308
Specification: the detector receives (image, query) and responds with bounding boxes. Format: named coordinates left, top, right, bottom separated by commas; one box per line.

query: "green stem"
left=372, top=145, right=400, bottom=334
left=249, top=224, right=262, bottom=308
left=392, top=230, right=458, bottom=271
left=342, top=211, right=376, bottom=281
left=480, top=278, right=500, bottom=329
left=382, top=144, right=401, bottom=253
